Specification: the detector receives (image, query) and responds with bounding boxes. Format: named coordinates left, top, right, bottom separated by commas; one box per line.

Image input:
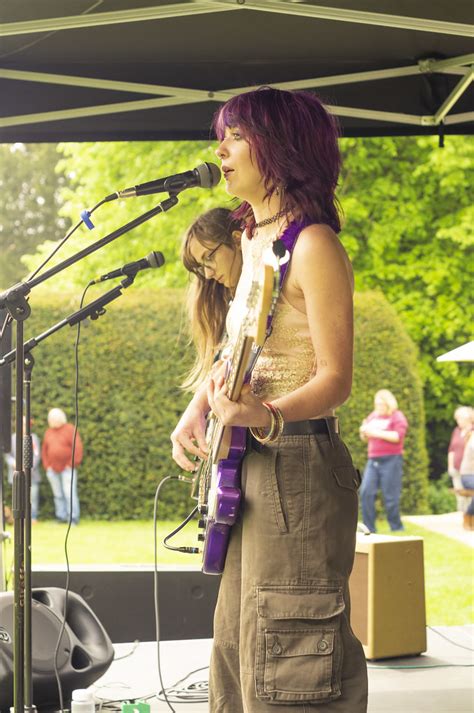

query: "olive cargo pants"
left=209, top=432, right=368, bottom=712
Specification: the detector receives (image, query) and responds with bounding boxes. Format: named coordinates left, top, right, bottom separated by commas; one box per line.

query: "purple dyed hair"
left=213, top=87, right=342, bottom=234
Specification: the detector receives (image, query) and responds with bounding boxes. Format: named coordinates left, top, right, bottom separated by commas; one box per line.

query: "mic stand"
left=23, top=352, right=34, bottom=712
left=0, top=277, right=142, bottom=369
left=0, top=193, right=178, bottom=713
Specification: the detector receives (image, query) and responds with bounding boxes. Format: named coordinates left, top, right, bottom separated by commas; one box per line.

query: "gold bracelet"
left=249, top=403, right=276, bottom=444
left=265, top=402, right=285, bottom=442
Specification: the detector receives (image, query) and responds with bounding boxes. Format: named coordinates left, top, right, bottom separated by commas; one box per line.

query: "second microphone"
left=92, top=251, right=165, bottom=284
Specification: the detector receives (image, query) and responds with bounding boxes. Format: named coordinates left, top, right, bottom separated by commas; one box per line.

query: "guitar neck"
left=227, top=336, right=254, bottom=400
left=211, top=336, right=254, bottom=460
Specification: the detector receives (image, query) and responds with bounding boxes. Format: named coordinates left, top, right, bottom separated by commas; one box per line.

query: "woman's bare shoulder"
left=295, top=223, right=344, bottom=256
left=293, top=224, right=354, bottom=289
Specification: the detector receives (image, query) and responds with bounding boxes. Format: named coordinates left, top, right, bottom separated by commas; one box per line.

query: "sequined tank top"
left=226, top=226, right=316, bottom=402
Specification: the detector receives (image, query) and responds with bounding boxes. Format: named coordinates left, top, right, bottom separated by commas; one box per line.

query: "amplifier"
left=349, top=533, right=427, bottom=659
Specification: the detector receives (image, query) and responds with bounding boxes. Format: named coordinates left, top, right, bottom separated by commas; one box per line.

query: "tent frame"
left=0, top=0, right=473, bottom=132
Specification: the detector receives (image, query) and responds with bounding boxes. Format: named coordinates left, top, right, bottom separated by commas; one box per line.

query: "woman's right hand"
left=359, top=422, right=368, bottom=441
left=171, top=400, right=209, bottom=471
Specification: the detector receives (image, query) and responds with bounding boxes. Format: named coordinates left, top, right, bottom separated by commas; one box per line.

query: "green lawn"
left=374, top=520, right=473, bottom=627
left=4, top=518, right=473, bottom=627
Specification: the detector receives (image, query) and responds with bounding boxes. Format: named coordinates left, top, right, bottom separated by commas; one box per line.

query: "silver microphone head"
left=196, top=162, right=221, bottom=189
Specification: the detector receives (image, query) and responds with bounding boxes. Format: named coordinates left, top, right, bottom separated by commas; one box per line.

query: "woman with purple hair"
left=171, top=87, right=367, bottom=711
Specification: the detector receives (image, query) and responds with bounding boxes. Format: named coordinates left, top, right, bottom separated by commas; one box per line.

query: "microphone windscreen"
left=147, top=251, right=165, bottom=269
left=197, top=162, right=221, bottom=188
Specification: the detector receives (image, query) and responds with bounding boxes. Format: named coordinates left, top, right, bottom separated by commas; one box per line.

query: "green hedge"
left=17, top=289, right=194, bottom=520
left=7, top=286, right=428, bottom=520
left=340, top=290, right=429, bottom=514
left=426, top=472, right=457, bottom=514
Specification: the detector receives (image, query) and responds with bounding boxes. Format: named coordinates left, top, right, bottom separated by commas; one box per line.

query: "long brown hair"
left=181, top=207, right=242, bottom=391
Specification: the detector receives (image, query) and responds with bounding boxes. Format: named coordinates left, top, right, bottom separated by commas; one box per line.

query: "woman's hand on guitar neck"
left=208, top=368, right=272, bottom=429
left=171, top=398, right=209, bottom=472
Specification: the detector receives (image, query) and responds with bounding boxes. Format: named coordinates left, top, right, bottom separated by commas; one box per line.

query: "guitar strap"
left=266, top=217, right=311, bottom=335
left=247, top=218, right=311, bottom=374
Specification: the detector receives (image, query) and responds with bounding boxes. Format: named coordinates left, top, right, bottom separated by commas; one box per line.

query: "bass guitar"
left=193, top=263, right=276, bottom=574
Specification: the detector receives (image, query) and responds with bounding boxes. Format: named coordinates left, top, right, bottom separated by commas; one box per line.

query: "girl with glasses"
left=181, top=207, right=243, bottom=391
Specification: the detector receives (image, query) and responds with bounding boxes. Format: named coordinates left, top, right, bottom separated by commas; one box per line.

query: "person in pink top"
left=42, top=407, right=83, bottom=524
left=359, top=389, right=408, bottom=532
left=448, top=406, right=472, bottom=479
left=447, top=406, right=473, bottom=512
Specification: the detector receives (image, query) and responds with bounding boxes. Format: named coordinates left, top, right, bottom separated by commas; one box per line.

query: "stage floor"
left=90, top=626, right=473, bottom=712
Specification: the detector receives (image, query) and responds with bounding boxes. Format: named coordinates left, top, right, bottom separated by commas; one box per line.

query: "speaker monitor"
left=32, top=566, right=220, bottom=643
left=348, top=534, right=427, bottom=659
left=0, top=587, right=114, bottom=711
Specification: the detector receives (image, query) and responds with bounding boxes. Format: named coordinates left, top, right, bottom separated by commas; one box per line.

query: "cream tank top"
left=225, top=231, right=316, bottom=402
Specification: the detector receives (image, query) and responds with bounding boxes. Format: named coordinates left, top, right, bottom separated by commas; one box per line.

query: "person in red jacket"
left=359, top=389, right=408, bottom=532
left=42, top=408, right=83, bottom=524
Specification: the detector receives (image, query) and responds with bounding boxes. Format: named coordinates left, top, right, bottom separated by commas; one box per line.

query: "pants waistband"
left=249, top=417, right=339, bottom=452
left=282, top=417, right=339, bottom=437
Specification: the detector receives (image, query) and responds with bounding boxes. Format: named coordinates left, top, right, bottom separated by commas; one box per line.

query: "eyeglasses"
left=194, top=243, right=223, bottom=278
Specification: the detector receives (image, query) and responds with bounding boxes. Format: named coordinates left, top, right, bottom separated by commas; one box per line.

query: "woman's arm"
left=363, top=410, right=407, bottom=443
left=362, top=427, right=400, bottom=443
left=171, top=379, right=210, bottom=471
left=359, top=422, right=369, bottom=442
left=448, top=450, right=457, bottom=476
left=271, top=225, right=353, bottom=419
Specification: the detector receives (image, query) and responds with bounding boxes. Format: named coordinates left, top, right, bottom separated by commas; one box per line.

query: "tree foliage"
left=22, top=141, right=232, bottom=294
left=0, top=143, right=70, bottom=290
left=339, top=136, right=474, bottom=476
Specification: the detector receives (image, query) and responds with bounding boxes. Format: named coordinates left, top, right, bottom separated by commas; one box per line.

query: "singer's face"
left=215, top=126, right=264, bottom=203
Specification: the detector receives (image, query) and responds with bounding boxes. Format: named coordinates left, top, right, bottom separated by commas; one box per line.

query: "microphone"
left=107, top=162, right=221, bottom=200
left=91, top=250, right=165, bottom=284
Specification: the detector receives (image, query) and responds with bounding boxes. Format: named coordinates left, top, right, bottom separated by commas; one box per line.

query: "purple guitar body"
left=200, top=426, right=247, bottom=574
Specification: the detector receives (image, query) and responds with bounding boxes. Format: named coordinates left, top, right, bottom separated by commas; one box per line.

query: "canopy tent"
left=0, top=0, right=473, bottom=143
left=437, top=341, right=474, bottom=362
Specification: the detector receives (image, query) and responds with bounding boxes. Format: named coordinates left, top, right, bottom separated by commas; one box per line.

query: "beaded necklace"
left=254, top=209, right=287, bottom=229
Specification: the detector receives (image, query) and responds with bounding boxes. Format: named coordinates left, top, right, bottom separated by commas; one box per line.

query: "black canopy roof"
left=0, top=0, right=473, bottom=142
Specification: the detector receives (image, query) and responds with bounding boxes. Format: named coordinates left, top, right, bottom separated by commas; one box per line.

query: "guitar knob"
left=197, top=534, right=205, bottom=542
left=198, top=519, right=206, bottom=529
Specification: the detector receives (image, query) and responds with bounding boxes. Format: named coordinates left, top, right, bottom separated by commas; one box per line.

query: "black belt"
left=282, top=417, right=339, bottom=437
left=249, top=417, right=339, bottom=452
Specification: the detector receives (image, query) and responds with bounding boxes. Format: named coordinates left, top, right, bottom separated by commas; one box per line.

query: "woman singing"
left=171, top=87, right=367, bottom=712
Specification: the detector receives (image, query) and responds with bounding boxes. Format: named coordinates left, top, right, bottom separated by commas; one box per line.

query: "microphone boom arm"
left=0, top=275, right=139, bottom=368
left=0, top=194, right=178, bottom=313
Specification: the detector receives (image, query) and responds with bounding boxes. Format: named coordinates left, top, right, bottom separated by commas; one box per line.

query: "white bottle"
left=71, top=689, right=95, bottom=713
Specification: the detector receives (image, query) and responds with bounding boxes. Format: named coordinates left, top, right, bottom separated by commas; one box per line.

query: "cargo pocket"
left=333, top=465, right=361, bottom=491
left=266, top=449, right=289, bottom=534
left=255, top=585, right=345, bottom=704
